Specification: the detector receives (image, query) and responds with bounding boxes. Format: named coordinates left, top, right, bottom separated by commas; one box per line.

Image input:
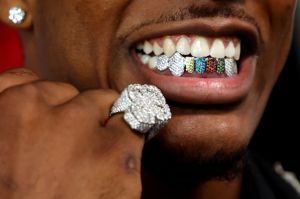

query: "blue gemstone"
left=195, top=58, right=206, bottom=74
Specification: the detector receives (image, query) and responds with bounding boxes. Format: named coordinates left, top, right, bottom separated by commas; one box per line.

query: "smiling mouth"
left=135, top=35, right=241, bottom=78
left=128, top=18, right=259, bottom=104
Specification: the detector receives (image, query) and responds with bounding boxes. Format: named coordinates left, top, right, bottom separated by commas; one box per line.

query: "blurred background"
left=0, top=21, right=23, bottom=72
left=296, top=2, right=300, bottom=69
left=0, top=2, right=299, bottom=178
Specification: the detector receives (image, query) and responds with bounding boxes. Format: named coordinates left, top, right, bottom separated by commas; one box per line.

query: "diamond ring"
left=110, top=84, right=172, bottom=140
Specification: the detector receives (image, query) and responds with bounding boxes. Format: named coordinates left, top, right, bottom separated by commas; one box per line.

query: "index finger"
left=63, top=88, right=146, bottom=143
left=65, top=89, right=120, bottom=124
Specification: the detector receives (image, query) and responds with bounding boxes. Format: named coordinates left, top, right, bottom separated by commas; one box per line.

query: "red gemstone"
left=206, top=58, right=216, bottom=73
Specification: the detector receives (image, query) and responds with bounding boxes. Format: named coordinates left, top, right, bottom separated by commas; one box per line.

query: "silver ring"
left=110, top=84, right=171, bottom=140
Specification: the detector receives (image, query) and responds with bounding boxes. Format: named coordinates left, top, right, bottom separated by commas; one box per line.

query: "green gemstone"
left=217, top=58, right=225, bottom=74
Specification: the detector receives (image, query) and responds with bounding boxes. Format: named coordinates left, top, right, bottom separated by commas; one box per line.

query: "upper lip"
left=124, top=17, right=260, bottom=56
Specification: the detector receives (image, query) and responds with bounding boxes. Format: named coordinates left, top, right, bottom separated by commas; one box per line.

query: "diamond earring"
left=8, top=7, right=26, bottom=24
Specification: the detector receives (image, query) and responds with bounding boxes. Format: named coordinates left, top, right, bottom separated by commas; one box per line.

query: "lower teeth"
left=225, top=59, right=238, bottom=77
left=138, top=53, right=238, bottom=77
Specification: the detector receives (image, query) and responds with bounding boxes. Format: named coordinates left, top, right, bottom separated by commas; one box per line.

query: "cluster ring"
left=110, top=84, right=171, bottom=140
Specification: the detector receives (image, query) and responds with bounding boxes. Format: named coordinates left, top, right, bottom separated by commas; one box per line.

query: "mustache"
left=163, top=5, right=258, bottom=27
left=119, top=4, right=261, bottom=42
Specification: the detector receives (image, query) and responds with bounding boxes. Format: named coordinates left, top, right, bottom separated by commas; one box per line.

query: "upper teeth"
left=153, top=42, right=164, bottom=56
left=137, top=36, right=241, bottom=60
left=210, top=39, right=225, bottom=59
left=176, top=36, right=191, bottom=56
left=191, top=37, right=210, bottom=58
left=163, top=37, right=177, bottom=57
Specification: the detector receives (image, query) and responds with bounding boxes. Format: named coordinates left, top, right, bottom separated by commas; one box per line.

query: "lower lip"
left=134, top=53, right=257, bottom=104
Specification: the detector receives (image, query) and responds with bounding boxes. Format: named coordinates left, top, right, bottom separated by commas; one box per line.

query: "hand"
left=0, top=68, right=144, bottom=199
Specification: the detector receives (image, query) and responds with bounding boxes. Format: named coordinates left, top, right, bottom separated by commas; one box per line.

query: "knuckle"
left=103, top=125, right=142, bottom=176
left=35, top=81, right=79, bottom=95
left=123, top=153, right=140, bottom=175
left=31, top=81, right=80, bottom=106
left=100, top=133, right=141, bottom=176
left=18, top=83, right=40, bottom=99
left=0, top=84, right=45, bottom=130
left=0, top=83, right=40, bottom=102
left=86, top=89, right=119, bottom=101
left=0, top=69, right=39, bottom=91
left=53, top=82, right=79, bottom=94
left=111, top=148, right=141, bottom=177
left=1, top=83, right=43, bottom=112
left=57, top=103, right=87, bottom=121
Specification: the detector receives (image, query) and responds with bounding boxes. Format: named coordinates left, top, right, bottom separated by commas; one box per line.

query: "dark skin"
left=0, top=0, right=297, bottom=198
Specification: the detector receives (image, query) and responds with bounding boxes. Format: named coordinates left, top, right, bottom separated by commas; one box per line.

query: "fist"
left=0, top=69, right=144, bottom=199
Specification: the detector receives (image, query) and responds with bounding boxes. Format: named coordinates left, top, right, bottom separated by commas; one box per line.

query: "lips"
left=127, top=18, right=259, bottom=104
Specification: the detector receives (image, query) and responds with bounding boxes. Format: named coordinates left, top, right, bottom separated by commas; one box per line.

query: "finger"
left=106, top=113, right=145, bottom=147
left=103, top=113, right=145, bottom=176
left=64, top=89, right=145, bottom=173
left=64, top=89, right=145, bottom=145
left=33, top=81, right=80, bottom=106
left=66, top=89, right=119, bottom=124
left=0, top=68, right=39, bottom=92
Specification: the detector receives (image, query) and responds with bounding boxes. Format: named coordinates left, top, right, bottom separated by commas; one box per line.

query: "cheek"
left=266, top=0, right=296, bottom=55
left=252, top=0, right=296, bottom=104
left=267, top=0, right=296, bottom=25
left=33, top=0, right=130, bottom=88
left=269, top=2, right=295, bottom=77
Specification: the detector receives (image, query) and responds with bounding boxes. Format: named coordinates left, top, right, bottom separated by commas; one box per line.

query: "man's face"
left=26, top=0, right=296, bottom=177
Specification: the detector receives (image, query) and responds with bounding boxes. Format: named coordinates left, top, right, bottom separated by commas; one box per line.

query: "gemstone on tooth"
left=216, top=58, right=225, bottom=74
left=163, top=37, right=176, bottom=57
left=225, top=58, right=238, bottom=77
left=176, top=36, right=191, bottom=55
left=169, top=52, right=185, bottom=76
left=143, top=41, right=153, bottom=54
left=156, top=55, right=169, bottom=71
left=195, top=58, right=206, bottom=74
left=149, top=56, right=158, bottom=70
left=153, top=42, right=164, bottom=56
left=210, top=39, right=225, bottom=59
left=206, top=57, right=217, bottom=73
left=225, top=41, right=236, bottom=58
left=185, top=57, right=195, bottom=74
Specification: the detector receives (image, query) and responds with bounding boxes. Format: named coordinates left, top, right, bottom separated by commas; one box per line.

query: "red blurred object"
left=0, top=22, right=23, bottom=73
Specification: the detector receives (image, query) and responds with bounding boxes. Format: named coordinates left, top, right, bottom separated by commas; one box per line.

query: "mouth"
left=129, top=18, right=259, bottom=104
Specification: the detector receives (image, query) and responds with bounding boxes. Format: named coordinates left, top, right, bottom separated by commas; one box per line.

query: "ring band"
left=110, top=84, right=171, bottom=140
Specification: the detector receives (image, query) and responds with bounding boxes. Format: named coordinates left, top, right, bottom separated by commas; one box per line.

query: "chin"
left=142, top=110, right=253, bottom=183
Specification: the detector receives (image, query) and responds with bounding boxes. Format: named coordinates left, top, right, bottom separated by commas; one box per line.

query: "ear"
left=0, top=0, right=32, bottom=29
